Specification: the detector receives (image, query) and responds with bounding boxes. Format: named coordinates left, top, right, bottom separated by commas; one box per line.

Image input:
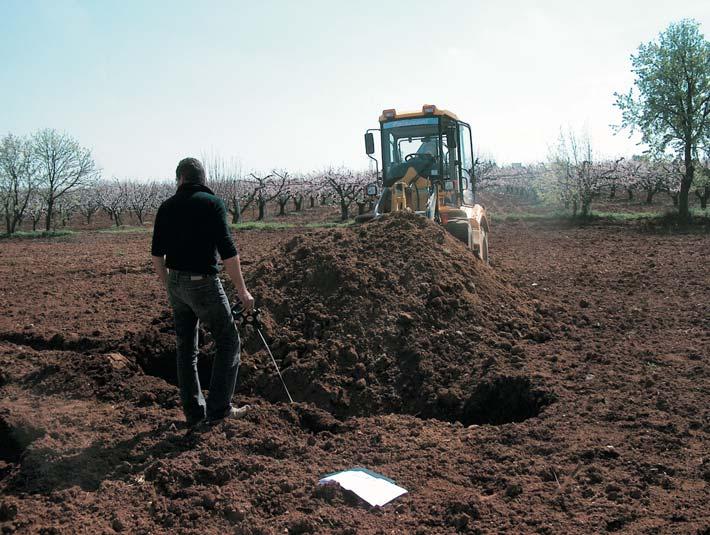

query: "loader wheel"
left=479, top=228, right=489, bottom=264
left=445, top=220, right=470, bottom=247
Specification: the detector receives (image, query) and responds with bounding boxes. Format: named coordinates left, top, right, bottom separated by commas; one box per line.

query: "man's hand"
left=223, top=255, right=254, bottom=312
left=237, top=288, right=255, bottom=313
left=152, top=255, right=168, bottom=290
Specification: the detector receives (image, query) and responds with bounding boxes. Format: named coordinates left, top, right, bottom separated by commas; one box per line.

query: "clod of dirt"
left=0, top=500, right=18, bottom=521
left=294, top=403, right=343, bottom=434
left=0, top=414, right=45, bottom=465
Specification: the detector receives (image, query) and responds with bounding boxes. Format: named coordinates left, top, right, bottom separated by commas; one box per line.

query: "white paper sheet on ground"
left=318, top=468, right=408, bottom=507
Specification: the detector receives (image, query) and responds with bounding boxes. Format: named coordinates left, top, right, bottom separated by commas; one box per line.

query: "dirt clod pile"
left=241, top=212, right=557, bottom=423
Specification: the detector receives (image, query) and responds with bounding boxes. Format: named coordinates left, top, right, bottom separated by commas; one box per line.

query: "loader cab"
left=362, top=105, right=490, bottom=264
left=367, top=106, right=476, bottom=215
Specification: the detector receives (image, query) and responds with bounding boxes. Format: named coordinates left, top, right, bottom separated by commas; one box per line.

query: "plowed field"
left=0, top=214, right=708, bottom=534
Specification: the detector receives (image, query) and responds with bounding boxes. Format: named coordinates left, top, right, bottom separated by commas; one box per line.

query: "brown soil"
left=0, top=213, right=708, bottom=534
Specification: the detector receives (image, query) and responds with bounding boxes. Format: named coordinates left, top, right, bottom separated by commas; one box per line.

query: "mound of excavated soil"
left=238, top=212, right=558, bottom=422
left=125, top=212, right=561, bottom=424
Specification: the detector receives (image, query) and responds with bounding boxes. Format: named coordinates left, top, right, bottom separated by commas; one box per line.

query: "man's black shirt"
left=151, top=183, right=238, bottom=274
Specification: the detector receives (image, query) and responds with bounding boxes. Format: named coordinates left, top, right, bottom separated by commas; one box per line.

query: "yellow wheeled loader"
left=362, top=105, right=490, bottom=262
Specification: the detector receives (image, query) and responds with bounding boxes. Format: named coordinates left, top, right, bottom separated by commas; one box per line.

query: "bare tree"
left=33, top=129, right=98, bottom=230
left=204, top=154, right=261, bottom=224
left=304, top=173, right=325, bottom=208
left=324, top=168, right=371, bottom=221
left=289, top=176, right=307, bottom=211
left=483, top=163, right=543, bottom=201
left=26, top=192, right=45, bottom=231
left=273, top=171, right=292, bottom=216
left=53, top=191, right=79, bottom=229
left=98, top=179, right=129, bottom=227
left=250, top=172, right=287, bottom=221
left=0, top=133, right=39, bottom=234
left=472, top=152, right=498, bottom=197
left=76, top=186, right=102, bottom=225
left=126, top=180, right=159, bottom=224
left=549, top=128, right=621, bottom=217
left=631, top=157, right=674, bottom=204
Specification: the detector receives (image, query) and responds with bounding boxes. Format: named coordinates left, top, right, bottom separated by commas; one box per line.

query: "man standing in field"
left=151, top=157, right=254, bottom=427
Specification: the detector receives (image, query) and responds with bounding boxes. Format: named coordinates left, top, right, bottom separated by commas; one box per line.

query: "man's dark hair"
left=176, top=157, right=206, bottom=185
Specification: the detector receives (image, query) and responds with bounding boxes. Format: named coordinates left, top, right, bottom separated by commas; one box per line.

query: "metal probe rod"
left=257, top=328, right=294, bottom=404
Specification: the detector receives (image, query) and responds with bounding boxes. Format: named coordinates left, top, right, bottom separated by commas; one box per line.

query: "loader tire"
left=479, top=228, right=489, bottom=264
left=445, top=220, right=471, bottom=248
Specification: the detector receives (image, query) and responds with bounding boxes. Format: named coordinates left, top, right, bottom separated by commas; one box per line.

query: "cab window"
left=459, top=123, right=474, bottom=204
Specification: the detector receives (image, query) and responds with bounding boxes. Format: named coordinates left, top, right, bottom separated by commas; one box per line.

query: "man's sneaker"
left=226, top=405, right=251, bottom=419
left=207, top=405, right=251, bottom=425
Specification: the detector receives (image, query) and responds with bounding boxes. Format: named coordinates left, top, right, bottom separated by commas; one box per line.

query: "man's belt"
left=168, top=269, right=207, bottom=281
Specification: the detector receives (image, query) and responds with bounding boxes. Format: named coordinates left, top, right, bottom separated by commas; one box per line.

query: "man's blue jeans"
left=166, top=270, right=240, bottom=424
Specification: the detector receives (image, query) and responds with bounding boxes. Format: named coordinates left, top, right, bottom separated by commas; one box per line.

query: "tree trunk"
left=609, top=184, right=616, bottom=199
left=678, top=180, right=691, bottom=220
left=645, top=189, right=655, bottom=205
left=356, top=201, right=367, bottom=215
left=627, top=187, right=634, bottom=201
left=309, top=196, right=315, bottom=208
left=340, top=200, right=349, bottom=221
left=695, top=186, right=709, bottom=210
left=11, top=210, right=21, bottom=234
left=580, top=199, right=591, bottom=218
left=258, top=201, right=266, bottom=221
left=294, top=197, right=303, bottom=211
left=278, top=201, right=286, bottom=216
left=44, top=198, right=54, bottom=231
left=678, top=146, right=693, bottom=220
left=231, top=198, right=242, bottom=224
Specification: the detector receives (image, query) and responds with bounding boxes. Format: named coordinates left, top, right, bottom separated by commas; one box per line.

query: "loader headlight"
left=382, top=109, right=396, bottom=119
left=422, top=104, right=437, bottom=114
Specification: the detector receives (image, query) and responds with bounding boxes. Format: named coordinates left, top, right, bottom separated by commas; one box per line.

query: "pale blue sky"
left=2, top=0, right=709, bottom=179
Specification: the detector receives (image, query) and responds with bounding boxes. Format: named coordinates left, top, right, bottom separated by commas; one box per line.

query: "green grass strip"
left=589, top=211, right=659, bottom=221
left=231, top=220, right=353, bottom=230
left=495, top=210, right=660, bottom=222
left=97, top=226, right=150, bottom=234
left=0, top=229, right=75, bottom=240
